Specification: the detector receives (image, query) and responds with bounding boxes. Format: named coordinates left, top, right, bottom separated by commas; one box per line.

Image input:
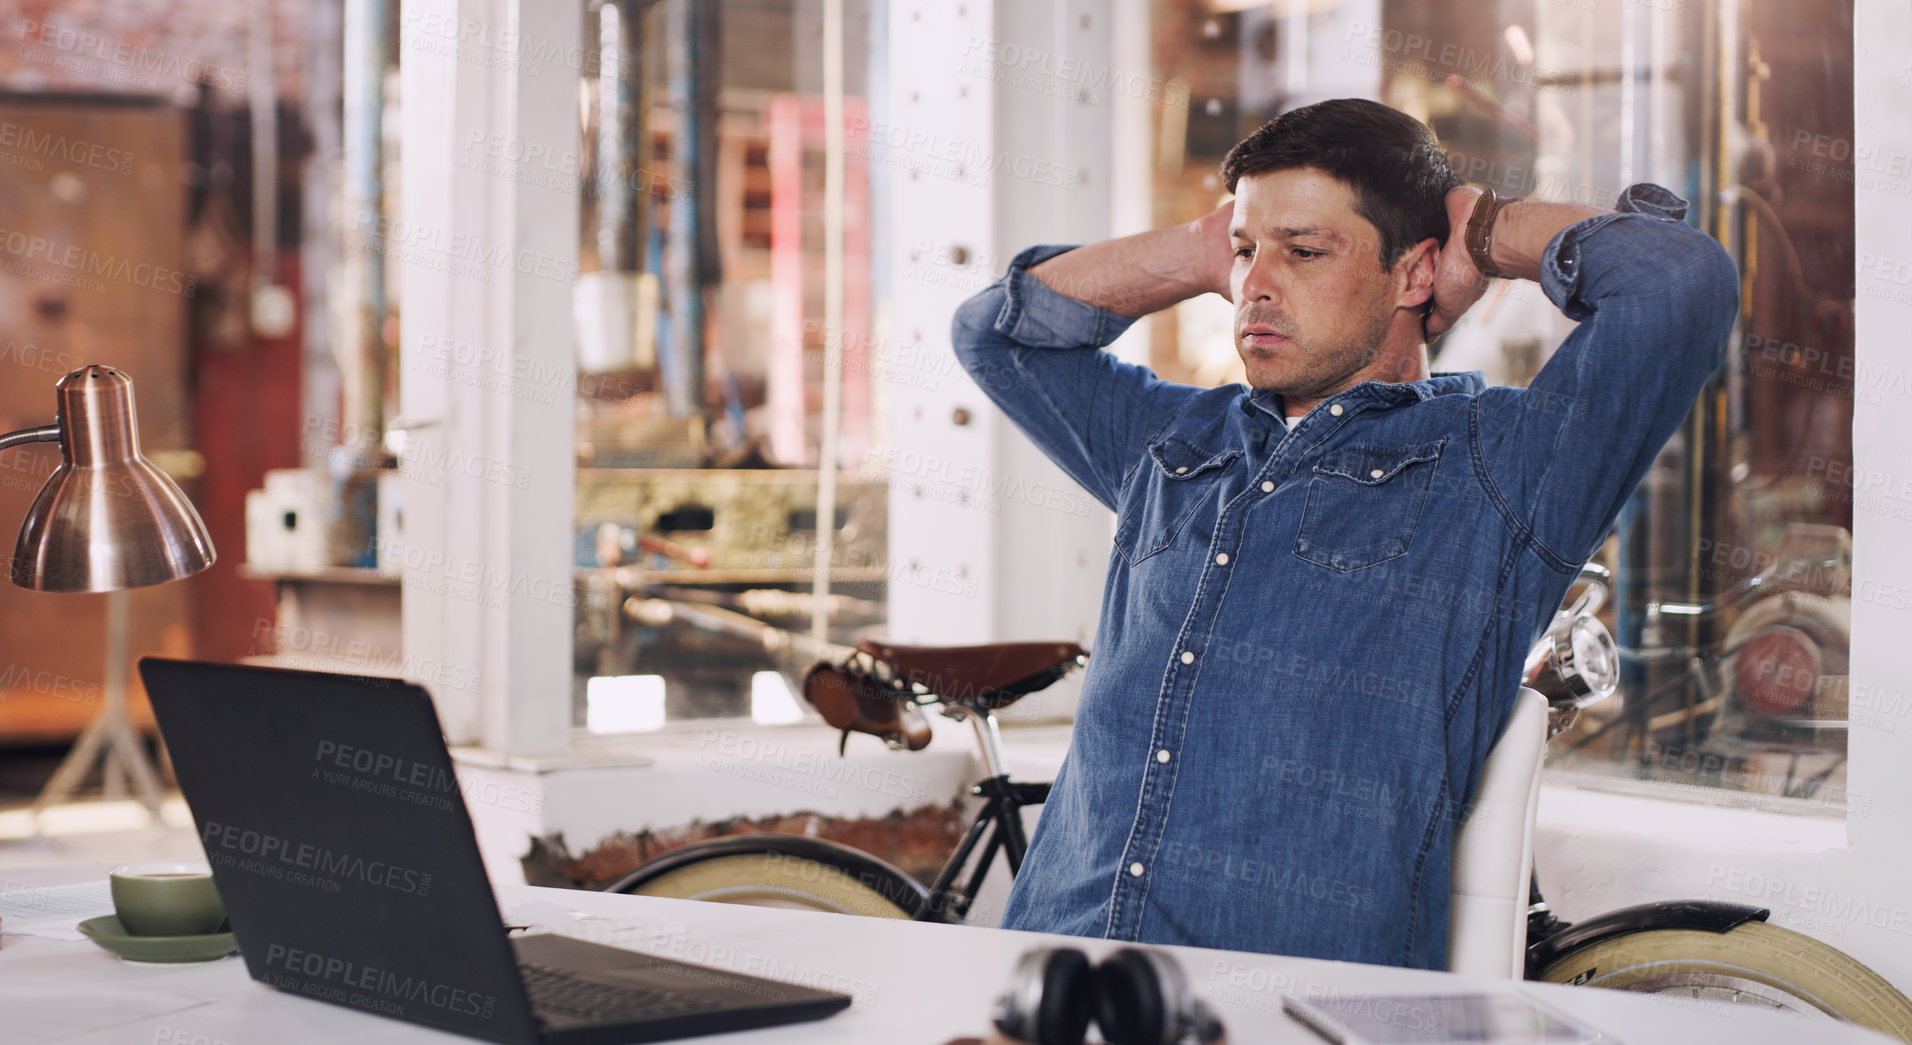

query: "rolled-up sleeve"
left=952, top=245, right=1202, bottom=511
left=1472, top=183, right=1740, bottom=570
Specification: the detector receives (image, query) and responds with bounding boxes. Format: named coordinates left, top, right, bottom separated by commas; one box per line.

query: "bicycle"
left=606, top=572, right=1912, bottom=1038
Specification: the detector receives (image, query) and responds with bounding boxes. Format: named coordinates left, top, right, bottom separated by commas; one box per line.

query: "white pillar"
left=884, top=1, right=1116, bottom=718
left=397, top=0, right=579, bottom=756
left=1843, top=0, right=1912, bottom=994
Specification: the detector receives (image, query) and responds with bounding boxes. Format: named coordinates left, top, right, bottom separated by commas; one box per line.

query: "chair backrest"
left=1447, top=686, right=1549, bottom=979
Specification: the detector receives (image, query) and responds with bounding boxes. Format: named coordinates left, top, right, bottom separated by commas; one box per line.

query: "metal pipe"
left=967, top=710, right=1010, bottom=782
left=0, top=425, right=61, bottom=453
left=624, top=596, right=847, bottom=665
left=812, top=0, right=845, bottom=648
left=1679, top=0, right=1739, bottom=754
left=1611, top=0, right=1732, bottom=765
left=596, top=0, right=647, bottom=274
left=939, top=701, right=1011, bottom=782
left=343, top=0, right=388, bottom=447
left=300, top=0, right=344, bottom=466
left=249, top=0, right=278, bottom=287
left=662, top=0, right=718, bottom=419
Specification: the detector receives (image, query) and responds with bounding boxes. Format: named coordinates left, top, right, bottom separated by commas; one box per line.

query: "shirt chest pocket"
left=1293, top=440, right=1446, bottom=573
left=1114, top=436, right=1241, bottom=566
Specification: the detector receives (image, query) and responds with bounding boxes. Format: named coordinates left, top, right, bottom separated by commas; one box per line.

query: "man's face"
left=1228, top=167, right=1400, bottom=397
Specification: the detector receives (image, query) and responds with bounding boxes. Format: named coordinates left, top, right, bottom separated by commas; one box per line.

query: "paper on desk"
left=502, top=897, right=688, bottom=950
left=0, top=880, right=114, bottom=941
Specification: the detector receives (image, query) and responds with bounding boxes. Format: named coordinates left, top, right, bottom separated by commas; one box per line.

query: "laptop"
left=139, top=657, right=852, bottom=1045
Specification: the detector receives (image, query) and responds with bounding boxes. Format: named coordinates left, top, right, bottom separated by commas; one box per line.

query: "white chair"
left=1447, top=686, right=1550, bottom=978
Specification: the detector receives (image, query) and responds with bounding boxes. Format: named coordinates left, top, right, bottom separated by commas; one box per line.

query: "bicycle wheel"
left=1536, top=921, right=1912, bottom=1039
left=604, top=834, right=926, bottom=920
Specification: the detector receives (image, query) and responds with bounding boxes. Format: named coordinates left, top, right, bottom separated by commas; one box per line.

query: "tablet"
left=1281, top=991, right=1610, bottom=1045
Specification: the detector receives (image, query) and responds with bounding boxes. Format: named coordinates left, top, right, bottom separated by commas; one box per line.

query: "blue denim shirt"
left=950, top=185, right=1738, bottom=969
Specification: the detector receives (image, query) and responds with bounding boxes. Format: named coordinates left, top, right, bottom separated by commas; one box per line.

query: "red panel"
left=839, top=98, right=870, bottom=470
left=769, top=92, right=807, bottom=466
left=767, top=94, right=874, bottom=469
left=190, top=250, right=303, bottom=663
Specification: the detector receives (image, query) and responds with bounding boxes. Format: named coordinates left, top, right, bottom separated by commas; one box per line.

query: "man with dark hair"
left=1221, top=99, right=1459, bottom=271
left=950, top=97, right=1737, bottom=968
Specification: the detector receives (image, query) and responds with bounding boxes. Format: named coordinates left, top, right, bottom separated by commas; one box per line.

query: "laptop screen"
left=141, top=657, right=541, bottom=1045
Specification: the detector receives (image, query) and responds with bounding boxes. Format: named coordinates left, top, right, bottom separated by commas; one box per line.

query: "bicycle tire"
left=1536, top=921, right=1912, bottom=1039
left=604, top=834, right=925, bottom=920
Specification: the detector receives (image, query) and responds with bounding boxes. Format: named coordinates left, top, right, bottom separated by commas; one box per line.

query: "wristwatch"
left=1465, top=188, right=1519, bottom=280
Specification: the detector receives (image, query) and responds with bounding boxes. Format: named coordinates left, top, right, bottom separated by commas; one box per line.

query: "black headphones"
left=991, top=946, right=1224, bottom=1045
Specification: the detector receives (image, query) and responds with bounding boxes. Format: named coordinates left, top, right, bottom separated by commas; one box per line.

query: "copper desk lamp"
left=1, top=366, right=216, bottom=822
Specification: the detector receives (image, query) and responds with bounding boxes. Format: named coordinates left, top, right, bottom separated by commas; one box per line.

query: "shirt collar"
left=1238, top=371, right=1487, bottom=420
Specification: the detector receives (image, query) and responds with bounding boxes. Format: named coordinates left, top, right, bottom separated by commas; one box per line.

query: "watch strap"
left=1465, top=188, right=1517, bottom=280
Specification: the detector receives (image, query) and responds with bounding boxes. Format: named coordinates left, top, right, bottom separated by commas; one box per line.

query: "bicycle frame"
left=916, top=773, right=1050, bottom=922
left=913, top=703, right=1049, bottom=922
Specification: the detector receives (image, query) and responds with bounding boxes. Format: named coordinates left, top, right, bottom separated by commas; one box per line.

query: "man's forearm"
left=1027, top=213, right=1228, bottom=319
left=1486, top=199, right=1609, bottom=283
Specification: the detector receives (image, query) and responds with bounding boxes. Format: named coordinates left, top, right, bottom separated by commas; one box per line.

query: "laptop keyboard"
left=521, top=962, right=726, bottom=1024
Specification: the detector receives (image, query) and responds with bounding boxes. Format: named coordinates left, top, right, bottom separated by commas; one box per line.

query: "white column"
left=1844, top=0, right=1912, bottom=994
left=397, top=0, right=579, bottom=756
left=884, top=1, right=1115, bottom=718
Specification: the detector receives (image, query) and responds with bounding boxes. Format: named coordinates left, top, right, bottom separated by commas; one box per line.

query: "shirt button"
left=1329, top=403, right=1344, bottom=417
left=1156, top=749, right=1171, bottom=764
left=1175, top=466, right=1188, bottom=474
left=1370, top=468, right=1384, bottom=479
left=1261, top=480, right=1275, bottom=493
left=1129, top=862, right=1146, bottom=877
left=1180, top=651, right=1195, bottom=665
left=1215, top=552, right=1229, bottom=565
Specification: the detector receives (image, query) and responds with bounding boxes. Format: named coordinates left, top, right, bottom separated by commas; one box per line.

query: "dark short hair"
left=1220, top=99, right=1459, bottom=269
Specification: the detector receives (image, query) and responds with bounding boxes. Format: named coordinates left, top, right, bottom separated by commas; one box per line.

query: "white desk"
left=0, top=862, right=1891, bottom=1044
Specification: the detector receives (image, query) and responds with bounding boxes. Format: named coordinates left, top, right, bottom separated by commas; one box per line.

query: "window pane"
left=571, top=0, right=886, bottom=730
left=1145, top=0, right=1852, bottom=807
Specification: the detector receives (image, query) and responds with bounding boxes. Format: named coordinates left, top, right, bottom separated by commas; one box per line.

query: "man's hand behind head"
left=1189, top=200, right=1238, bottom=304
left=1426, top=185, right=1492, bottom=338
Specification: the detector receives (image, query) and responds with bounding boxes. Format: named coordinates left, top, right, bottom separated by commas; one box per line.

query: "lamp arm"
left=0, top=424, right=60, bottom=454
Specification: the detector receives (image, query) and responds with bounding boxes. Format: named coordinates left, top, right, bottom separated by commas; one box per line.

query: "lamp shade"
left=11, top=366, right=216, bottom=592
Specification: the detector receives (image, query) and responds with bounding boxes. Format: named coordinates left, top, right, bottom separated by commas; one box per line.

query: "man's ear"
left=1393, top=237, right=1440, bottom=312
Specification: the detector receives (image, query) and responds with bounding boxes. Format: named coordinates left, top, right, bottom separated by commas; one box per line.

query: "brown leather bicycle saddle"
left=855, top=639, right=1086, bottom=709
left=801, top=640, right=1087, bottom=753
left=802, top=661, right=933, bottom=753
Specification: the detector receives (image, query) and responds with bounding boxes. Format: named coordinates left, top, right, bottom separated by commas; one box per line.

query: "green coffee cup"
left=108, top=862, right=225, bottom=937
